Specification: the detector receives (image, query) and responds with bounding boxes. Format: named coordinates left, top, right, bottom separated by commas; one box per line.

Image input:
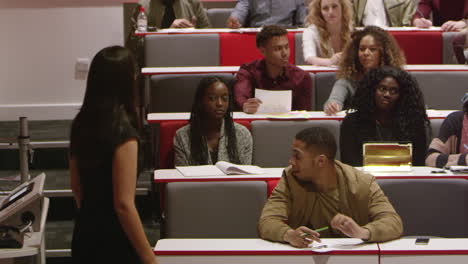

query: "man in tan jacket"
left=258, top=127, right=403, bottom=248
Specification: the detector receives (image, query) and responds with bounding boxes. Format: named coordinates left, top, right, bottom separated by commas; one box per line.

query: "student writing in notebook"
left=258, top=127, right=402, bottom=247
left=174, top=77, right=253, bottom=166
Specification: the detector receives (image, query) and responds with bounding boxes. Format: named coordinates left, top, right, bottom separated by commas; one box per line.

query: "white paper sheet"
left=255, top=88, right=292, bottom=113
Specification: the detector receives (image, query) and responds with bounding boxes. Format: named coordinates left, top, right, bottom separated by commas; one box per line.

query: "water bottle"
left=137, top=6, right=148, bottom=32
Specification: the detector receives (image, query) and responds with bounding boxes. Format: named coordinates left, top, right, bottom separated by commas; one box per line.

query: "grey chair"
left=148, top=73, right=235, bottom=113
left=428, top=118, right=444, bottom=143
left=164, top=181, right=267, bottom=238
left=251, top=120, right=341, bottom=167
left=377, top=178, right=468, bottom=237
left=314, top=72, right=337, bottom=111
left=206, top=8, right=233, bottom=28
left=442, top=32, right=459, bottom=64
left=295, top=32, right=305, bottom=65
left=411, top=71, right=468, bottom=109
left=145, top=34, right=220, bottom=67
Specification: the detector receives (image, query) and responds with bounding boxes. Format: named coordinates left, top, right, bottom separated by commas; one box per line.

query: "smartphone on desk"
left=415, top=237, right=430, bottom=245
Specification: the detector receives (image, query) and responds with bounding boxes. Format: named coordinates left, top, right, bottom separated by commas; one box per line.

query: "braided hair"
left=189, top=76, right=240, bottom=165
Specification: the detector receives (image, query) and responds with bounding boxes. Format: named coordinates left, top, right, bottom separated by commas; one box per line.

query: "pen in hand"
left=300, top=226, right=329, bottom=240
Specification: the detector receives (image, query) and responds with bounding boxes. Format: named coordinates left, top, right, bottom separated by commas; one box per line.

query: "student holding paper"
left=233, top=25, right=312, bottom=114
left=426, top=93, right=468, bottom=168
left=258, top=127, right=402, bottom=248
left=323, top=26, right=405, bottom=115
left=174, top=77, right=253, bottom=166
left=339, top=66, right=429, bottom=166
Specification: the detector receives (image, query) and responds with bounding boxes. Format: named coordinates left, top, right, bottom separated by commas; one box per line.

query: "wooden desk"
left=154, top=238, right=379, bottom=264
left=147, top=110, right=455, bottom=124
left=379, top=238, right=468, bottom=264
left=154, top=167, right=468, bottom=183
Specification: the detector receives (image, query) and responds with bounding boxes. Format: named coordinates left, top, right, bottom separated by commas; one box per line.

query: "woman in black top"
left=69, top=46, right=158, bottom=264
left=340, top=66, right=429, bottom=166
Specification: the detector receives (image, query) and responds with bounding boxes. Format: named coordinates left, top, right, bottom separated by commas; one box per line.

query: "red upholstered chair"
left=266, top=179, right=280, bottom=197
left=389, top=31, right=443, bottom=64
left=219, top=32, right=296, bottom=66
left=158, top=120, right=252, bottom=169
left=159, top=121, right=189, bottom=169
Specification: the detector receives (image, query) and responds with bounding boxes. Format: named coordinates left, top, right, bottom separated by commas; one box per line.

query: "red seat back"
left=389, top=31, right=442, bottom=64
left=219, top=32, right=296, bottom=66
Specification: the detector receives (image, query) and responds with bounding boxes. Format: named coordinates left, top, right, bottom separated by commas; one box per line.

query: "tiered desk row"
left=148, top=110, right=454, bottom=169
left=153, top=167, right=468, bottom=262
left=140, top=28, right=468, bottom=261
left=154, top=238, right=468, bottom=264
left=140, top=28, right=459, bottom=66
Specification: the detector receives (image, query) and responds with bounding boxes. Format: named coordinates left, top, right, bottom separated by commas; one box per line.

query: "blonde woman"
left=302, top=0, right=353, bottom=66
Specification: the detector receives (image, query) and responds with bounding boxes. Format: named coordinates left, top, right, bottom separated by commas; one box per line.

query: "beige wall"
left=0, top=0, right=123, bottom=120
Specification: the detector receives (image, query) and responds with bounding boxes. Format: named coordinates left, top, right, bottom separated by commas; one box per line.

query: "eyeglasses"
left=376, top=86, right=399, bottom=95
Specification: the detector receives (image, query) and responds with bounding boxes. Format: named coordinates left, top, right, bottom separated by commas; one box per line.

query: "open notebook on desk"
left=176, top=161, right=265, bottom=177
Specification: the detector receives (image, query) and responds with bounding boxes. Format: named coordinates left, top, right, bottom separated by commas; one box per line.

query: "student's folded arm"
left=257, top=174, right=292, bottom=242
left=426, top=113, right=464, bottom=168
left=362, top=178, right=403, bottom=242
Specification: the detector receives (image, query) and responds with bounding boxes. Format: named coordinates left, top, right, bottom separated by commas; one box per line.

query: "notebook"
left=176, top=161, right=264, bottom=177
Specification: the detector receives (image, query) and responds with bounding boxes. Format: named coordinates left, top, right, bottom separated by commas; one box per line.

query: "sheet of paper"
left=176, top=165, right=225, bottom=177
left=216, top=161, right=265, bottom=175
left=309, top=239, right=365, bottom=252
left=266, top=111, right=311, bottom=119
left=255, top=88, right=292, bottom=114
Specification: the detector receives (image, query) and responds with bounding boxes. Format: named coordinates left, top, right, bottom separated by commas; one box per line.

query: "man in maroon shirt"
left=413, top=0, right=468, bottom=31
left=233, top=25, right=312, bottom=114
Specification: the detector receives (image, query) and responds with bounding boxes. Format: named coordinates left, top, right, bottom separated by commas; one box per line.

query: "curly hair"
left=337, top=26, right=406, bottom=80
left=189, top=76, right=240, bottom=165
left=348, top=66, right=428, bottom=142
left=256, top=25, right=288, bottom=48
left=305, top=0, right=353, bottom=57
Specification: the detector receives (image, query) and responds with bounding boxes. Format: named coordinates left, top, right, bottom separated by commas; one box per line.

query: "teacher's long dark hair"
left=70, top=46, right=140, bottom=169
left=189, top=76, right=240, bottom=164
